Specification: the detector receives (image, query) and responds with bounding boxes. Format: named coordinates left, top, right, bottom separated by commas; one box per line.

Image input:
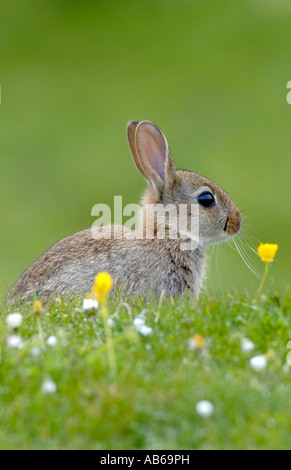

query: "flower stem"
left=36, top=316, right=45, bottom=349
left=101, top=304, right=116, bottom=374
left=257, top=262, right=269, bottom=297
left=92, top=317, right=103, bottom=344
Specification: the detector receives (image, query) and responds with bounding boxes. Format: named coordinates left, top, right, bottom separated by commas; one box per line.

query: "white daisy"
left=6, top=313, right=23, bottom=330
left=133, top=317, right=146, bottom=330
left=241, top=339, right=255, bottom=353
left=7, top=335, right=23, bottom=349
left=47, top=336, right=58, bottom=347
left=250, top=355, right=267, bottom=372
left=195, top=400, right=214, bottom=417
left=82, top=298, right=99, bottom=312
left=138, top=325, right=153, bottom=337
left=41, top=380, right=57, bottom=394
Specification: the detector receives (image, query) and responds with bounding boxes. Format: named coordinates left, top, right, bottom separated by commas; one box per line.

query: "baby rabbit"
left=8, top=120, right=241, bottom=303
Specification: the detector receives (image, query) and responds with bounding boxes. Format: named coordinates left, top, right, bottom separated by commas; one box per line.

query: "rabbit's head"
left=127, top=120, right=241, bottom=248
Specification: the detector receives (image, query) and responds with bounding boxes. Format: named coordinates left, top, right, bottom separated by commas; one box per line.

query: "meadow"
left=1, top=288, right=291, bottom=450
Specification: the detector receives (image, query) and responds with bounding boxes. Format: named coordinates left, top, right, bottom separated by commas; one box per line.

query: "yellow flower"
left=257, top=243, right=278, bottom=263
left=193, top=334, right=205, bottom=349
left=266, top=349, right=276, bottom=360
left=33, top=300, right=43, bottom=315
left=188, top=334, right=205, bottom=350
left=91, top=271, right=113, bottom=303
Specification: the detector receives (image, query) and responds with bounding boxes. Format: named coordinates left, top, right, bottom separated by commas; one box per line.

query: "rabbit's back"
left=8, top=225, right=205, bottom=303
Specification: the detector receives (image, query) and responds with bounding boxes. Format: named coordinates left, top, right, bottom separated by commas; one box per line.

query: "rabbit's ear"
left=127, top=120, right=148, bottom=179
left=134, top=121, right=175, bottom=191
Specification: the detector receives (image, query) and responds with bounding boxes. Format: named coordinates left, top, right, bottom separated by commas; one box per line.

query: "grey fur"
left=7, top=120, right=241, bottom=303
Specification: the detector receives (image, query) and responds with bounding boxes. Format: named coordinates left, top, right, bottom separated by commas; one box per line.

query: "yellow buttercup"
left=258, top=243, right=278, bottom=263
left=33, top=300, right=44, bottom=315
left=91, top=271, right=113, bottom=303
left=257, top=243, right=278, bottom=296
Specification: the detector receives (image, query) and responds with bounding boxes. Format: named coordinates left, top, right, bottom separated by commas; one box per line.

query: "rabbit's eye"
left=197, top=192, right=215, bottom=207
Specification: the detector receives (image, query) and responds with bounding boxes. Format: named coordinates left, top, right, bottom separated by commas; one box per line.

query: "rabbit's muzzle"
left=224, top=209, right=241, bottom=236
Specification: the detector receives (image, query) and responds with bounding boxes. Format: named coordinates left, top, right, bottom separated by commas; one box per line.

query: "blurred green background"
left=1, top=0, right=290, bottom=302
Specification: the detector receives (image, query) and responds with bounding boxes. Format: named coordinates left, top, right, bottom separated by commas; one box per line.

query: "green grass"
left=1, top=289, right=291, bottom=450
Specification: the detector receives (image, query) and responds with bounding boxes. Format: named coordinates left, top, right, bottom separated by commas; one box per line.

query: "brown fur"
left=7, top=120, right=241, bottom=304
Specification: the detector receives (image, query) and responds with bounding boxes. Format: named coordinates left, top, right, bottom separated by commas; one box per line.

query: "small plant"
left=257, top=243, right=278, bottom=296
left=87, top=271, right=116, bottom=373
left=33, top=300, right=45, bottom=349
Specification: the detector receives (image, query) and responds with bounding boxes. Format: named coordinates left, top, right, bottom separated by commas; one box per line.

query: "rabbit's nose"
left=225, top=209, right=241, bottom=235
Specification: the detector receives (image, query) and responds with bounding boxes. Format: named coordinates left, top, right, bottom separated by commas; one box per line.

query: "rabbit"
left=7, top=120, right=241, bottom=304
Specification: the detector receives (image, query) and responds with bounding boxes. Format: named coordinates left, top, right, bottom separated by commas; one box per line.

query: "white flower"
left=30, top=346, right=42, bottom=357
left=250, top=355, right=267, bottom=372
left=188, top=337, right=197, bottom=351
left=6, top=313, right=23, bottom=330
left=41, top=380, right=57, bottom=394
left=241, top=339, right=255, bottom=353
left=107, top=318, right=115, bottom=327
left=82, top=298, right=98, bottom=312
left=133, top=317, right=152, bottom=336
left=47, top=336, right=58, bottom=347
left=195, top=400, right=214, bottom=418
left=7, top=335, right=23, bottom=349
left=133, top=317, right=145, bottom=330
left=138, top=325, right=153, bottom=337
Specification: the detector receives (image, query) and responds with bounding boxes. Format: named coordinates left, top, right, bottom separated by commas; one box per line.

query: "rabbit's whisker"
left=233, top=237, right=261, bottom=279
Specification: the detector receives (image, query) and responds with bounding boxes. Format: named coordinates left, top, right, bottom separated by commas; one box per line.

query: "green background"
left=1, top=0, right=290, bottom=302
